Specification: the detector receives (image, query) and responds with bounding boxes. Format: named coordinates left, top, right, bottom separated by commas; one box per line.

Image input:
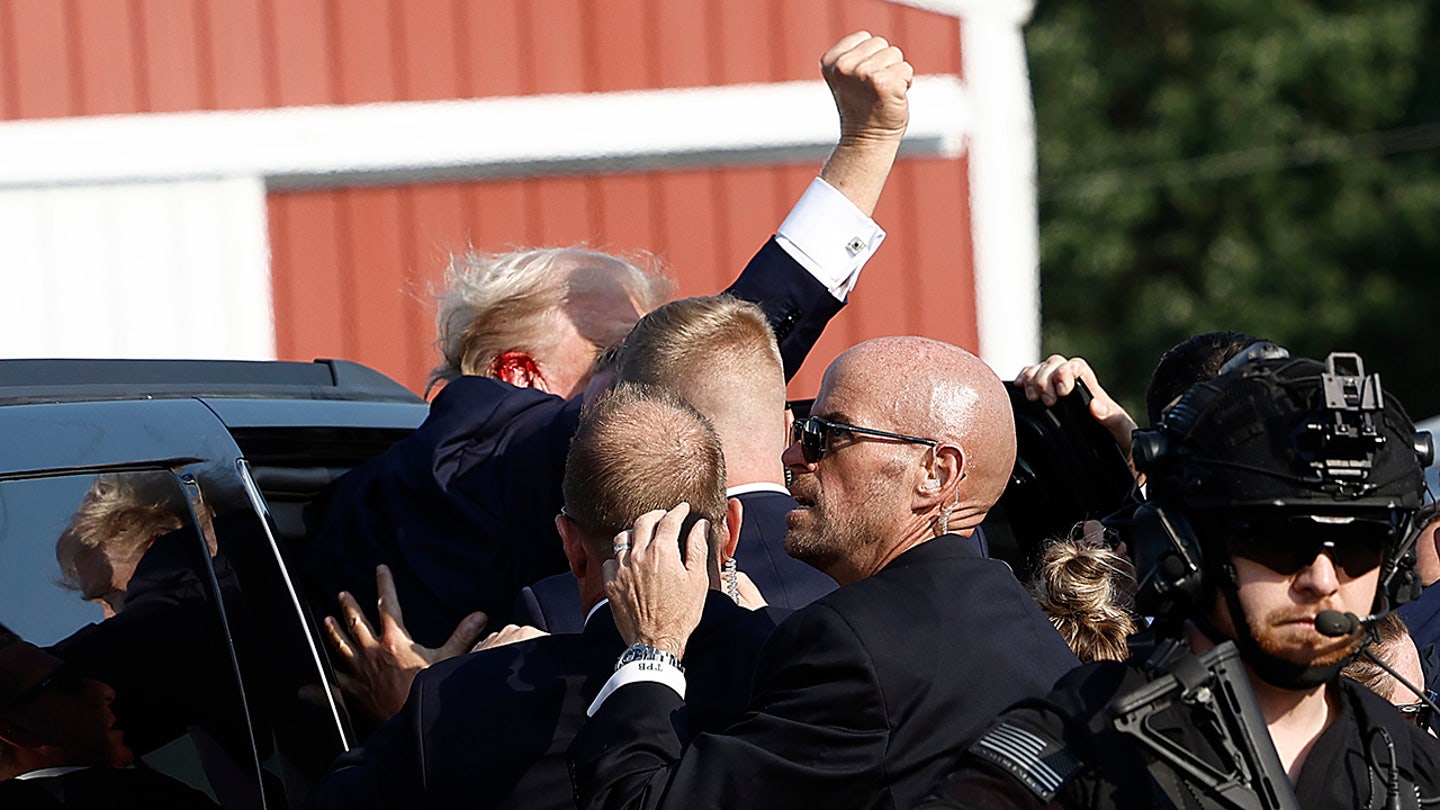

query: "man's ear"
left=720, top=497, right=743, bottom=561
left=491, top=351, right=544, bottom=390
left=914, top=444, right=964, bottom=509
left=555, top=514, right=588, bottom=581
left=0, top=714, right=47, bottom=749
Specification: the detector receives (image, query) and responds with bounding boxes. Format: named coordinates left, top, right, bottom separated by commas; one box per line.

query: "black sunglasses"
left=790, top=415, right=938, bottom=465
left=1, top=664, right=87, bottom=712
left=1224, top=520, right=1391, bottom=578
left=1397, top=691, right=1438, bottom=731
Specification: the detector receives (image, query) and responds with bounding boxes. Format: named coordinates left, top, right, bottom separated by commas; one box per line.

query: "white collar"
left=16, top=765, right=91, bottom=780
left=584, top=599, right=610, bottom=628
left=725, top=482, right=791, bottom=497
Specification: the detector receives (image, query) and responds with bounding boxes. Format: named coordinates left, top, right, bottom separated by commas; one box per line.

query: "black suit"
left=302, top=239, right=843, bottom=646
left=306, top=592, right=781, bottom=810
left=514, top=489, right=835, bottom=633
left=569, top=535, right=1080, bottom=810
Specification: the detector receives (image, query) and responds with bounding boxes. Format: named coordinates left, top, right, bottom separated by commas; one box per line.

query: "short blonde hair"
left=617, top=295, right=781, bottom=387
left=1030, top=533, right=1138, bottom=663
left=431, top=247, right=672, bottom=388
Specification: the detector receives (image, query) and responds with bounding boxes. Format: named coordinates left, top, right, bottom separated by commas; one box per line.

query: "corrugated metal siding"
left=1, top=0, right=972, bottom=396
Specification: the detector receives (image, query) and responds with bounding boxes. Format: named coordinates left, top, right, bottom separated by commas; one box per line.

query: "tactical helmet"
left=1120, top=346, right=1432, bottom=689
left=1123, top=346, right=1432, bottom=619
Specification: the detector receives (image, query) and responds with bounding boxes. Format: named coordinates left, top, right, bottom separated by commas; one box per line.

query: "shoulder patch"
left=968, top=721, right=1084, bottom=802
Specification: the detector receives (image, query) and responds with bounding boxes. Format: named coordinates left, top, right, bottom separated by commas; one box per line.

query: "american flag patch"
left=968, top=721, right=1084, bottom=802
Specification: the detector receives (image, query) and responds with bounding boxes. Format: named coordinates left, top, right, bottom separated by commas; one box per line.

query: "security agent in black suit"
left=924, top=348, right=1440, bottom=809
left=570, top=336, right=1080, bottom=810
left=0, top=625, right=217, bottom=809
left=307, top=384, right=781, bottom=810
left=302, top=29, right=912, bottom=648
left=515, top=485, right=832, bottom=635
left=514, top=295, right=839, bottom=633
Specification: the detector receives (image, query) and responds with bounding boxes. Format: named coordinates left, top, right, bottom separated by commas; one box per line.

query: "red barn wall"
left=1, top=0, right=973, bottom=397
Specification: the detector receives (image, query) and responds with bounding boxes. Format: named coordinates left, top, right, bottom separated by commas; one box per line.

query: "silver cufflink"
left=845, top=236, right=866, bottom=257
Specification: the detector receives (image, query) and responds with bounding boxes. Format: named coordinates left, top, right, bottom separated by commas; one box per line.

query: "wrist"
left=616, top=642, right=686, bottom=673
left=633, top=634, right=686, bottom=658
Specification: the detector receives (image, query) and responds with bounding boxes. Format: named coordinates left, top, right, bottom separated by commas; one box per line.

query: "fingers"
left=374, top=564, right=406, bottom=636
left=683, top=517, right=710, bottom=576
left=473, top=624, right=548, bottom=653
left=1016, top=355, right=1093, bottom=406
left=821, top=31, right=873, bottom=69
left=734, top=571, right=768, bottom=610
left=323, top=614, right=356, bottom=662
left=336, top=590, right=378, bottom=647
left=821, top=32, right=911, bottom=135
left=436, top=611, right=489, bottom=659
left=625, top=503, right=691, bottom=566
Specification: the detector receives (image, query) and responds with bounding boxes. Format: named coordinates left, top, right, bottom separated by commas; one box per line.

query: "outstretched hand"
left=603, top=503, right=710, bottom=659
left=1014, top=354, right=1139, bottom=458
left=323, top=564, right=487, bottom=722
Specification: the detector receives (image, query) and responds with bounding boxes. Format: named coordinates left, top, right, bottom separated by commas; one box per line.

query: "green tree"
left=1027, top=0, right=1440, bottom=421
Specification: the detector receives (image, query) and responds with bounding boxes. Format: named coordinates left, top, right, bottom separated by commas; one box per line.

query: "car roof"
left=0, top=358, right=423, bottom=406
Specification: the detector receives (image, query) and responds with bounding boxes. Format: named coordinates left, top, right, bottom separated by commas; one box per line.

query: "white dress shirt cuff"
left=775, top=177, right=886, bottom=302
left=586, top=659, right=687, bottom=717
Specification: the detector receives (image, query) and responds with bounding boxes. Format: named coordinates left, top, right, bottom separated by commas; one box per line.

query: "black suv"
left=0, top=359, right=428, bottom=808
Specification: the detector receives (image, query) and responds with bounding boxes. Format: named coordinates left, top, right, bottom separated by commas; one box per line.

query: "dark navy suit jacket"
left=570, top=535, right=1080, bottom=810
left=306, top=592, right=782, bottom=810
left=1398, top=584, right=1440, bottom=692
left=302, top=239, right=843, bottom=646
left=514, top=489, right=836, bottom=634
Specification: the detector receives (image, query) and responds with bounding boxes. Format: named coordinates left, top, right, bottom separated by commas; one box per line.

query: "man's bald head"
left=826, top=337, right=1016, bottom=517
left=785, top=337, right=1016, bottom=583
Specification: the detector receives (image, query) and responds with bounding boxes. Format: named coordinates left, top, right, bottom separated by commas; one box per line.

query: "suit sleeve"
left=569, top=604, right=889, bottom=810
left=305, top=682, right=429, bottom=810
left=723, top=239, right=844, bottom=382
left=511, top=585, right=550, bottom=633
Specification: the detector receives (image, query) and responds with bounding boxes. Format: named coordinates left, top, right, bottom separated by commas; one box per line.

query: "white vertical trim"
left=962, top=6, right=1041, bottom=377
left=890, top=0, right=1041, bottom=377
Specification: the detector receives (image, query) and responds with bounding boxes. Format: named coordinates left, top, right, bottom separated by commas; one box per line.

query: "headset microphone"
left=1315, top=606, right=1390, bottom=638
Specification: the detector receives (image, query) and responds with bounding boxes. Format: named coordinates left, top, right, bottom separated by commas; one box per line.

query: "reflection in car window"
left=0, top=472, right=248, bottom=807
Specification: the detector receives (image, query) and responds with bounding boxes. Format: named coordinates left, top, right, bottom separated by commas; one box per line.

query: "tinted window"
left=0, top=471, right=253, bottom=807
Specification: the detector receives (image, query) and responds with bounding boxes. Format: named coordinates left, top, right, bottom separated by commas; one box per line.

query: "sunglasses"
left=790, top=415, right=938, bottom=465
left=1, top=664, right=87, bottom=712
left=1224, top=520, right=1390, bottom=578
left=1397, top=691, right=1438, bottom=731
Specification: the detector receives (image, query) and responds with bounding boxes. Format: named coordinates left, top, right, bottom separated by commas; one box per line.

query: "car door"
left=0, top=398, right=351, bottom=809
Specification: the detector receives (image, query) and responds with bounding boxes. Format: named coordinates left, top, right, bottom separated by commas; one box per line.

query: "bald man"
left=569, top=337, right=1079, bottom=810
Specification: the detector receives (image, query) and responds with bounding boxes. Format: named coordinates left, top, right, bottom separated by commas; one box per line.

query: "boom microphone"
left=1315, top=608, right=1387, bottom=638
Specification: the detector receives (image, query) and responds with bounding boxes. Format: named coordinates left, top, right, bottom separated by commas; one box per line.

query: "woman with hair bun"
left=1029, top=525, right=1138, bottom=663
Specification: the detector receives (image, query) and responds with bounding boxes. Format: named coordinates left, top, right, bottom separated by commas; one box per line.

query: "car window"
left=0, top=465, right=353, bottom=808
left=0, top=470, right=257, bottom=807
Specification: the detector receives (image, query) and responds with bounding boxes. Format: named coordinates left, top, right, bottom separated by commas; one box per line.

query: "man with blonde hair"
left=306, top=31, right=916, bottom=648
left=430, top=247, right=671, bottom=397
